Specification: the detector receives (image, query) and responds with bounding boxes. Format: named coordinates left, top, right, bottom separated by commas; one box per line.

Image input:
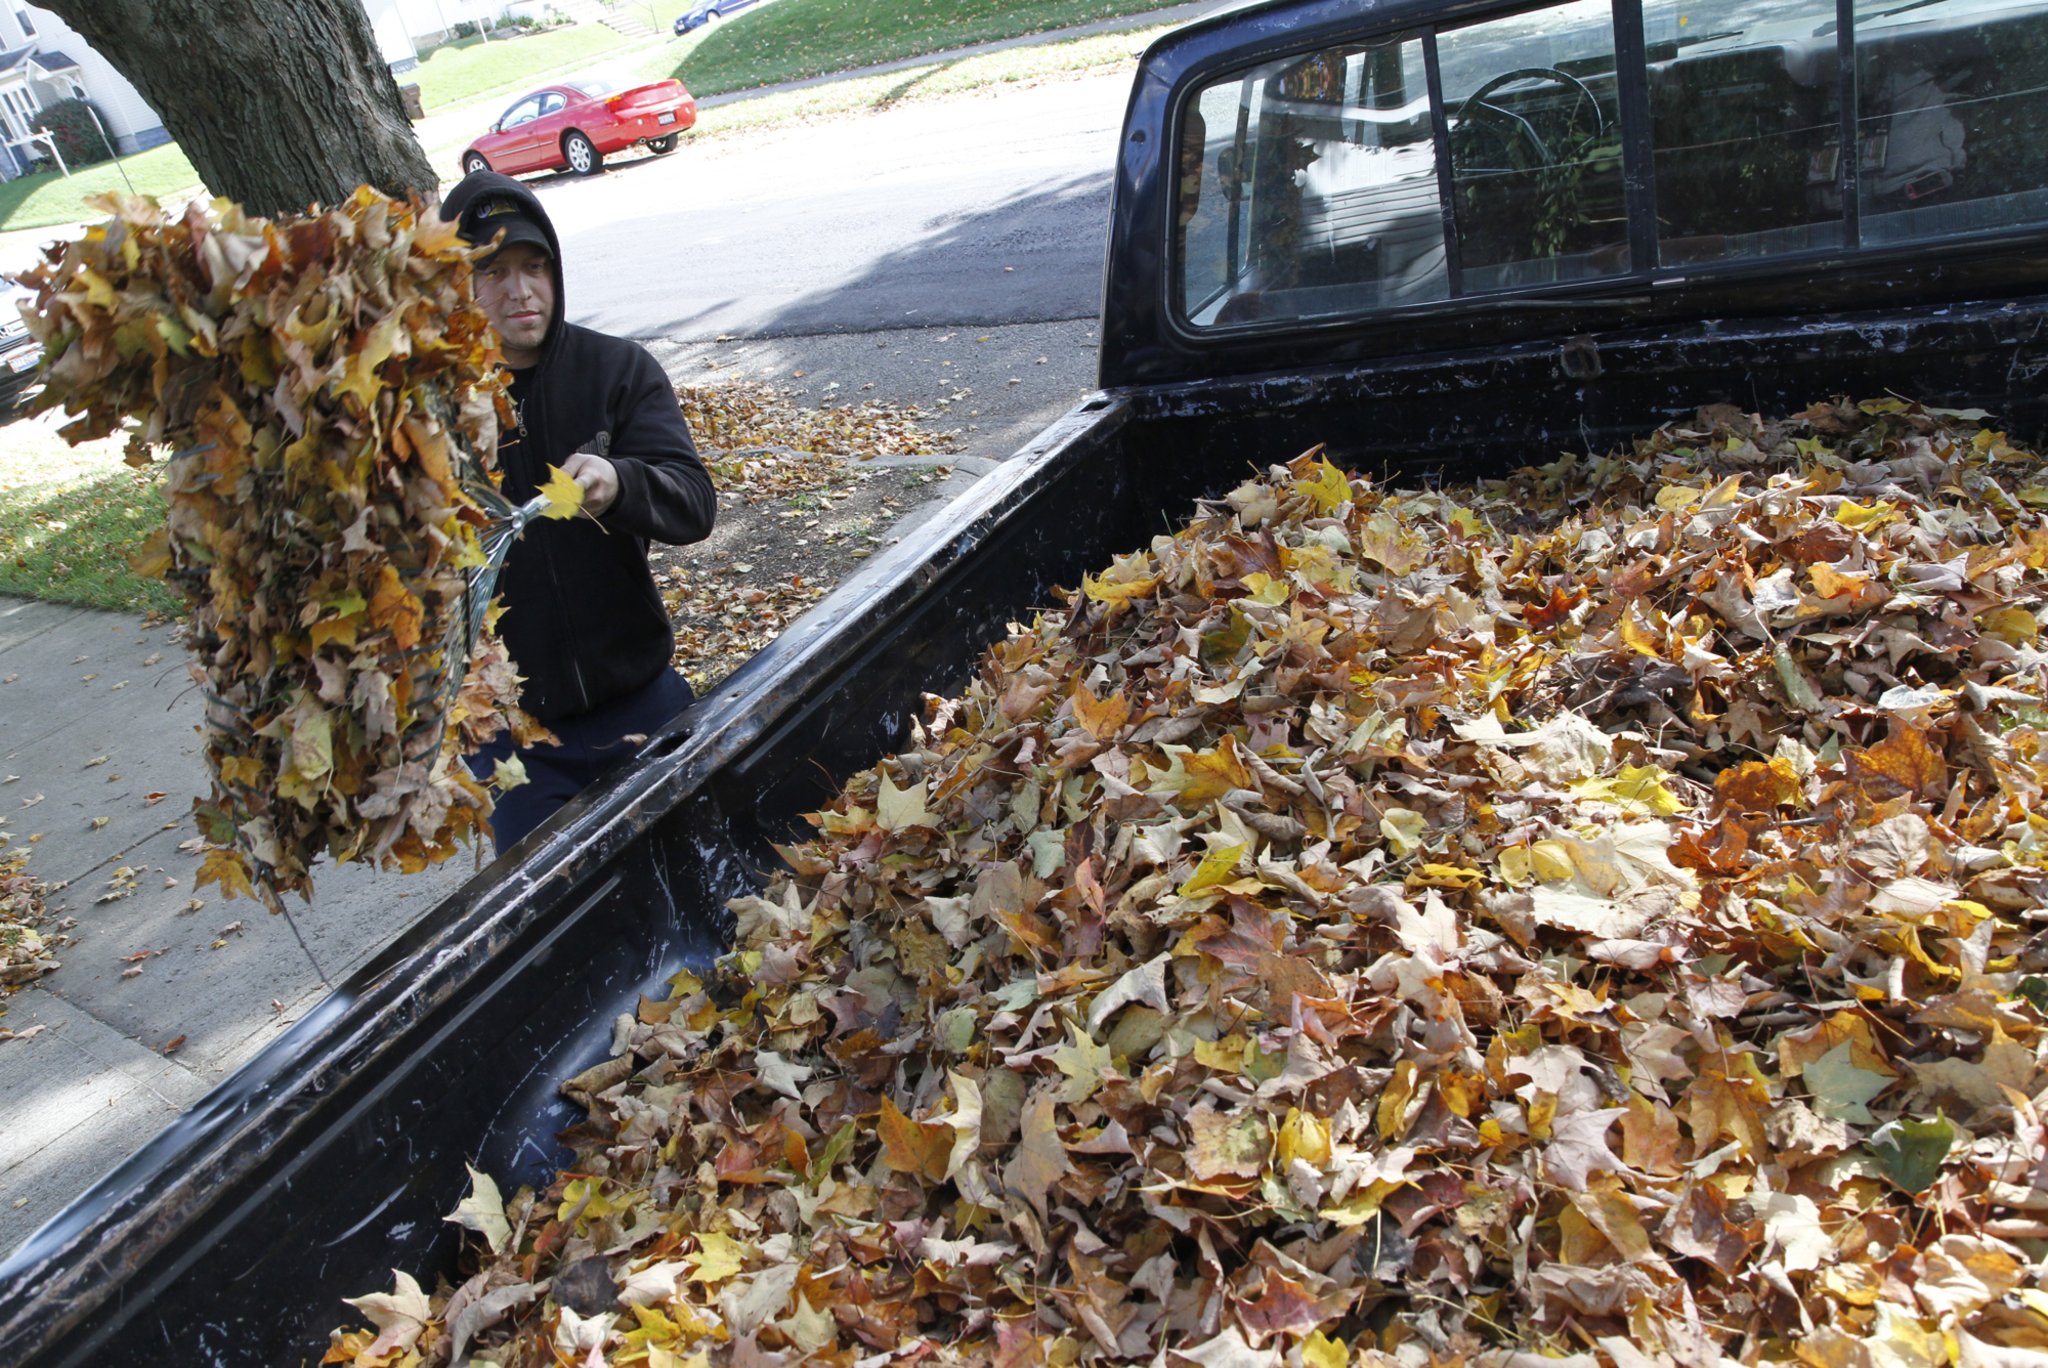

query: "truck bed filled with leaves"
left=332, top=400, right=2048, bottom=1367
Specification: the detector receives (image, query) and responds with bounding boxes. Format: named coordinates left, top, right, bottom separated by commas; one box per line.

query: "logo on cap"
left=476, top=198, right=523, bottom=220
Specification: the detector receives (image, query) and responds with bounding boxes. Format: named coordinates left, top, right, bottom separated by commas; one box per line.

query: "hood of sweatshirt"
left=439, top=170, right=568, bottom=366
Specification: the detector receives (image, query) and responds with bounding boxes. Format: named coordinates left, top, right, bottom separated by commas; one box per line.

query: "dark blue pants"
left=465, top=668, right=695, bottom=853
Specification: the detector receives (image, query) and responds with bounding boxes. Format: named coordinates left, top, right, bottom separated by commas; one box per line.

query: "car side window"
left=1645, top=0, right=1846, bottom=264
left=539, top=92, right=566, bottom=117
left=502, top=96, right=542, bottom=129
left=1175, top=0, right=2048, bottom=333
left=1854, top=0, right=2048, bottom=245
left=1178, top=36, right=1448, bottom=327
left=1439, top=0, right=1627, bottom=288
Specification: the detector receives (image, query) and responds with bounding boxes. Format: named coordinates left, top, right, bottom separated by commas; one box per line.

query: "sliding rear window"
left=1177, top=0, right=2048, bottom=330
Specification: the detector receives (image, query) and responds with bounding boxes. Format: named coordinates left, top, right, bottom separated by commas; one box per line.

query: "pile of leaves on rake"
left=333, top=399, right=2048, bottom=1368
left=20, top=191, right=569, bottom=910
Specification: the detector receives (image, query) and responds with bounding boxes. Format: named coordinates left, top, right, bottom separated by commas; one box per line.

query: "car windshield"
left=569, top=78, right=614, bottom=98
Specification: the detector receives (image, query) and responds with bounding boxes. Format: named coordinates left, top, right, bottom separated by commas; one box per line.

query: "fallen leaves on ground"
left=0, top=832, right=64, bottom=992
left=664, top=379, right=958, bottom=690
left=679, top=376, right=958, bottom=479
left=21, top=189, right=553, bottom=910
left=336, top=399, right=2048, bottom=1365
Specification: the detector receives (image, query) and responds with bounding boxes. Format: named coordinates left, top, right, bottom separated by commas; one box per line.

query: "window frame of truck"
left=1101, top=0, right=2048, bottom=387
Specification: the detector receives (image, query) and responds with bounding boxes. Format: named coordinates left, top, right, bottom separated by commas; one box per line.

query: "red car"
left=461, top=77, right=696, bottom=178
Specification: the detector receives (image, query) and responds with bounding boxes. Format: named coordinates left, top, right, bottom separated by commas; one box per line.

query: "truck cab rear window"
left=1177, top=0, right=2048, bottom=330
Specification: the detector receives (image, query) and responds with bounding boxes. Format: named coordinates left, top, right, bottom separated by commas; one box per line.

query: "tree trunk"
left=39, top=0, right=437, bottom=218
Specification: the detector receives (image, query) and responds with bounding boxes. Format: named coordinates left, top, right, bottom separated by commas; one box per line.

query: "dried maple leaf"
left=23, top=189, right=551, bottom=908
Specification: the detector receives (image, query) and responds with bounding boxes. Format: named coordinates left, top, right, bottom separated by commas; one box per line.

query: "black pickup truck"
left=5, top=0, right=2048, bottom=1359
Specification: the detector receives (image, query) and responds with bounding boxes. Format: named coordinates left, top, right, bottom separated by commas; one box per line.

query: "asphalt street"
left=517, top=71, right=1136, bottom=460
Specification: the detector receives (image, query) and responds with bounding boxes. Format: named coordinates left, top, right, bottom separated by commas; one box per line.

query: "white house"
left=0, top=4, right=166, bottom=178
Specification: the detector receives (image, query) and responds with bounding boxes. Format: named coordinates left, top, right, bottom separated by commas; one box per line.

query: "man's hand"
left=561, top=451, right=619, bottom=517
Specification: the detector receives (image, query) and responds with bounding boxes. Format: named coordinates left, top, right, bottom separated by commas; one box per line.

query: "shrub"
left=32, top=97, right=113, bottom=168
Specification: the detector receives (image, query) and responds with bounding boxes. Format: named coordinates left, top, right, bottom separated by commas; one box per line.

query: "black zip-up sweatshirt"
left=441, top=172, right=716, bottom=723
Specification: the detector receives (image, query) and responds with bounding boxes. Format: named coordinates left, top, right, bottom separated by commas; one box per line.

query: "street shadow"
left=577, top=169, right=1111, bottom=340
left=872, top=58, right=966, bottom=112
left=518, top=139, right=696, bottom=193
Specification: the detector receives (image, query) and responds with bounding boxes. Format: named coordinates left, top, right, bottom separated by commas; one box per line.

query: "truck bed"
left=4, top=291, right=2047, bottom=1365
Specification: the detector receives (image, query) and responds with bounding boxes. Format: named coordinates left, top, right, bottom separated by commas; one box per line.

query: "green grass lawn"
left=668, top=22, right=1176, bottom=140
left=0, top=409, right=178, bottom=615
left=0, top=142, right=203, bottom=237
left=646, top=0, right=1190, bottom=95
left=406, top=23, right=638, bottom=111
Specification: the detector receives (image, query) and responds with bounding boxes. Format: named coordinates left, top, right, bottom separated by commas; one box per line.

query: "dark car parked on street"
left=674, top=0, right=756, bottom=32
left=0, top=284, right=41, bottom=413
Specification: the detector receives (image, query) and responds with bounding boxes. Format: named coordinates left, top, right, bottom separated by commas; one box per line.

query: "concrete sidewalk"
left=0, top=597, right=475, bottom=1255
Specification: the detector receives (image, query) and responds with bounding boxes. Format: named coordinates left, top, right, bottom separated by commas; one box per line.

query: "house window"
left=0, top=88, right=37, bottom=142
left=15, top=9, right=32, bottom=37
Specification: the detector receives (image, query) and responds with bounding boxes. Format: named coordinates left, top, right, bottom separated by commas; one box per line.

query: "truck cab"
left=1105, top=0, right=2048, bottom=402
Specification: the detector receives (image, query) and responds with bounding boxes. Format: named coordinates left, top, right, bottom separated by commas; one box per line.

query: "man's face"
left=474, top=241, right=555, bottom=368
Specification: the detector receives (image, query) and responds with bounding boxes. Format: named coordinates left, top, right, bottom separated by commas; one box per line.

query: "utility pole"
left=80, top=101, right=136, bottom=195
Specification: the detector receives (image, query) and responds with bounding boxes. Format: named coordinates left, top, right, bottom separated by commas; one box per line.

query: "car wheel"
left=703, top=8, right=724, bottom=22
left=563, top=131, right=603, bottom=176
left=462, top=151, right=490, bottom=175
left=647, top=134, right=678, bottom=155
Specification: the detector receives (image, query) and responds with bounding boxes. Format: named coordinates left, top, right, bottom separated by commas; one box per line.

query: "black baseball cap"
left=458, top=195, right=552, bottom=263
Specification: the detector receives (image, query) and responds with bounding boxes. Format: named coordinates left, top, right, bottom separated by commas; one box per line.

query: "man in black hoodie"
left=440, top=170, right=716, bottom=851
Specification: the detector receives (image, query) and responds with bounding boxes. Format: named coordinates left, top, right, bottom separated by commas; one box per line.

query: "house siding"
left=17, top=4, right=166, bottom=155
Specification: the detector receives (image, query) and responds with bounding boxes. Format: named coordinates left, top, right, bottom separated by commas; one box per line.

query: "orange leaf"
left=877, top=1096, right=952, bottom=1183
left=1715, top=757, right=1802, bottom=814
left=367, top=564, right=424, bottom=651
left=1848, top=723, right=1945, bottom=799
left=1069, top=681, right=1131, bottom=742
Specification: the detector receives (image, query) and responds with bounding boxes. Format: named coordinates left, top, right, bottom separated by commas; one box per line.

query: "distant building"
left=0, top=4, right=167, bottom=179
left=361, top=0, right=423, bottom=73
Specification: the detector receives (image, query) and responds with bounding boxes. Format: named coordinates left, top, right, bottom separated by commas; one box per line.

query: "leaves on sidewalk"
left=0, top=835, right=63, bottom=990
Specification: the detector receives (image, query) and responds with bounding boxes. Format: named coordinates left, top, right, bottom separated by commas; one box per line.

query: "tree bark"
left=39, top=0, right=437, bottom=218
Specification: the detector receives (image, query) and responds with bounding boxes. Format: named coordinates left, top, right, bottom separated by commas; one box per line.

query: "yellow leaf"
left=196, top=846, right=256, bottom=902
left=686, top=1230, right=745, bottom=1284
left=1070, top=681, right=1131, bottom=741
left=1378, top=1059, right=1420, bottom=1139
left=877, top=774, right=936, bottom=831
left=331, top=314, right=403, bottom=410
left=1653, top=483, right=1703, bottom=510
left=128, top=529, right=171, bottom=579
left=1298, top=456, right=1352, bottom=514
left=1834, top=499, right=1897, bottom=531
left=1618, top=609, right=1664, bottom=657
left=492, top=754, right=529, bottom=790
left=1081, top=566, right=1159, bottom=605
left=1980, top=606, right=2040, bottom=645
left=1571, top=763, right=1684, bottom=817
left=536, top=464, right=585, bottom=520
left=1277, top=1107, right=1332, bottom=1168
left=878, top=1095, right=953, bottom=1181
left=1301, top=1331, right=1348, bottom=1368
left=1179, top=842, right=1246, bottom=897
left=1379, top=807, right=1425, bottom=857
left=1809, top=561, right=1872, bottom=599
left=367, top=564, right=423, bottom=651
left=1406, top=862, right=1482, bottom=890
